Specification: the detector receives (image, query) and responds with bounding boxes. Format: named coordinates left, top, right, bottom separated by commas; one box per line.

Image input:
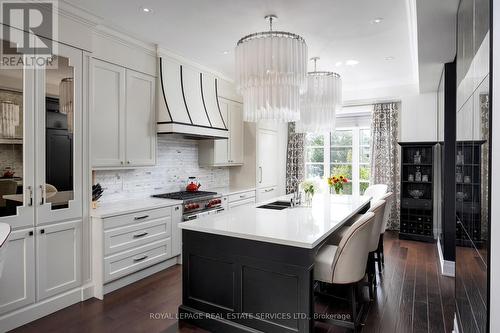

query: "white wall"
left=399, top=92, right=438, bottom=142
left=490, top=2, right=499, bottom=331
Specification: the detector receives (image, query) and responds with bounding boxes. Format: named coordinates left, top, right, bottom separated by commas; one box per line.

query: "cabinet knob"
left=127, top=161, right=131, bottom=164
left=28, top=231, right=33, bottom=236
left=40, top=229, right=45, bottom=234
left=175, top=206, right=180, bottom=211
left=120, top=161, right=124, bottom=165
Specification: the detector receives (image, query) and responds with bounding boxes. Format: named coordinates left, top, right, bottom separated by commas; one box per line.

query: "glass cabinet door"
left=35, top=41, right=83, bottom=224
left=0, top=34, right=36, bottom=229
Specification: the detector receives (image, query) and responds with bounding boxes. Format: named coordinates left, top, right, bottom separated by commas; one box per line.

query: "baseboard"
left=103, top=257, right=178, bottom=295
left=81, top=283, right=95, bottom=301
left=0, top=288, right=82, bottom=332
left=437, top=237, right=455, bottom=277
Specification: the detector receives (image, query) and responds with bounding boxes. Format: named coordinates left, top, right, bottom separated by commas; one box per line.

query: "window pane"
left=305, top=133, right=324, bottom=146
left=306, top=148, right=324, bottom=163
left=360, top=165, right=370, bottom=181
left=330, top=164, right=352, bottom=179
left=331, top=147, right=352, bottom=163
left=331, top=130, right=352, bottom=146
left=306, top=164, right=324, bottom=179
left=360, top=146, right=370, bottom=163
left=360, top=182, right=369, bottom=195
left=360, top=129, right=371, bottom=146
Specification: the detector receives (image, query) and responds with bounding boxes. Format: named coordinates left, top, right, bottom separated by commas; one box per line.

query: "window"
left=304, top=127, right=371, bottom=196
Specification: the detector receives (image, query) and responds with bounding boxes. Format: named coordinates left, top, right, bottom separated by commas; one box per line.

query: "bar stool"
left=365, top=200, right=386, bottom=298
left=314, top=211, right=375, bottom=332
left=376, top=192, right=394, bottom=272
left=363, top=184, right=388, bottom=203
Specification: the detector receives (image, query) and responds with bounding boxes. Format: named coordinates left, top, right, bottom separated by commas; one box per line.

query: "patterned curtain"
left=286, top=123, right=305, bottom=194
left=370, top=102, right=400, bottom=230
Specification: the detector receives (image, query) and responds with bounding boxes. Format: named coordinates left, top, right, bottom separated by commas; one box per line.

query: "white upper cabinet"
left=198, top=98, right=244, bottom=166
left=91, top=61, right=125, bottom=168
left=91, top=59, right=156, bottom=168
left=125, top=70, right=156, bottom=166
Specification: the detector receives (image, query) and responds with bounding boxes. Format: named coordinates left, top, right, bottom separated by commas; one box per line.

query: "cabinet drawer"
left=228, top=190, right=256, bottom=203
left=103, top=207, right=172, bottom=230
left=256, top=186, right=278, bottom=203
left=104, top=239, right=171, bottom=283
left=104, top=217, right=171, bottom=255
left=229, top=197, right=256, bottom=209
left=401, top=199, right=432, bottom=210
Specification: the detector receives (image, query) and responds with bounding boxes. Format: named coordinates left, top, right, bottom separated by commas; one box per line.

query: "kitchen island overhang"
left=178, top=194, right=371, bottom=333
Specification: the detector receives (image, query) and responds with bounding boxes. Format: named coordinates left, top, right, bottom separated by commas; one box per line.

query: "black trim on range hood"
left=157, top=57, right=228, bottom=139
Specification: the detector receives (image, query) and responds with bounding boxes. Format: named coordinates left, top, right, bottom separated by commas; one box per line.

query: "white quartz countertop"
left=179, top=194, right=372, bottom=249
left=91, top=197, right=183, bottom=219
left=208, top=186, right=256, bottom=196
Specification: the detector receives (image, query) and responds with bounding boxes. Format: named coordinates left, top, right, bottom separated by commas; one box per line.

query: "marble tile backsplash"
left=95, top=136, right=229, bottom=203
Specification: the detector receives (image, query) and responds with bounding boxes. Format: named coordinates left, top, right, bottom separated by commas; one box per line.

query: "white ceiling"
left=64, top=0, right=419, bottom=98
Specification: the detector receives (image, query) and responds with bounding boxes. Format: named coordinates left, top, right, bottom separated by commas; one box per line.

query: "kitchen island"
left=178, top=194, right=371, bottom=333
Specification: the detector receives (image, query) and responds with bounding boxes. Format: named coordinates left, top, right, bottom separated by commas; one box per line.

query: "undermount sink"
left=257, top=201, right=292, bottom=210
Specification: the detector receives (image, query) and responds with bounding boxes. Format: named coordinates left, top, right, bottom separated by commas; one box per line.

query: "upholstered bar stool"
left=364, top=184, right=388, bottom=203
left=314, top=212, right=375, bottom=332
left=365, top=200, right=386, bottom=298
left=377, top=192, right=394, bottom=271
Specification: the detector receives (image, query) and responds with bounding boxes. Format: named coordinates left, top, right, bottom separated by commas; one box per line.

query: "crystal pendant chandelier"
left=59, top=77, right=74, bottom=133
left=295, top=57, right=342, bottom=133
left=235, top=15, right=308, bottom=122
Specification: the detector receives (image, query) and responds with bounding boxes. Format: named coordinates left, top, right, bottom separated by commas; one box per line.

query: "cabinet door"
left=36, top=220, right=81, bottom=300
left=91, top=59, right=126, bottom=167
left=213, top=99, right=229, bottom=164
left=125, top=70, right=156, bottom=166
left=36, top=43, right=84, bottom=224
left=256, top=187, right=278, bottom=203
left=0, top=228, right=35, bottom=315
left=229, top=102, right=244, bottom=164
left=257, top=129, right=278, bottom=188
left=0, top=32, right=36, bottom=229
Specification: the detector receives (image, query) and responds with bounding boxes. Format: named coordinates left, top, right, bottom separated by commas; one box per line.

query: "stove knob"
left=195, top=204, right=200, bottom=209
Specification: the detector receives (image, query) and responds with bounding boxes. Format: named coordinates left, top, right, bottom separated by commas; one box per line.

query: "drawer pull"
left=133, top=255, right=148, bottom=262
left=264, top=188, right=274, bottom=193
left=240, top=195, right=246, bottom=198
left=134, top=215, right=149, bottom=220
left=133, top=232, right=149, bottom=238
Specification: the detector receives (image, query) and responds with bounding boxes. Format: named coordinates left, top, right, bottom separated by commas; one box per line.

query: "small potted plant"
left=327, top=175, right=349, bottom=194
left=300, top=180, right=317, bottom=206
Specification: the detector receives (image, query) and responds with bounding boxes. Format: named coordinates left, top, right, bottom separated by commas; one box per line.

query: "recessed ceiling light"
left=345, top=60, right=359, bottom=66
left=223, top=50, right=229, bottom=55
left=385, top=56, right=395, bottom=61
left=140, top=7, right=153, bottom=13
left=371, top=17, right=384, bottom=24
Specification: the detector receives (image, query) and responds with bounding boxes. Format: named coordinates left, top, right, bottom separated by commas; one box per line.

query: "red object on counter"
left=186, top=176, right=201, bottom=192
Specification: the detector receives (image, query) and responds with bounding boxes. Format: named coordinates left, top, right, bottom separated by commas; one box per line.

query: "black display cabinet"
left=399, top=142, right=437, bottom=242
left=455, top=140, right=485, bottom=247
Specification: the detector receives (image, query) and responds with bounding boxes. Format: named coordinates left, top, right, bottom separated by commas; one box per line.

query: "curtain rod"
left=342, top=99, right=401, bottom=108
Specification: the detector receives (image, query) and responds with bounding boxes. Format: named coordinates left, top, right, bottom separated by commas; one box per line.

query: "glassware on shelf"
left=457, top=151, right=464, bottom=165
left=413, top=150, right=422, bottom=164
left=464, top=176, right=471, bottom=183
left=415, top=167, right=422, bottom=182
left=422, top=174, right=429, bottom=182
left=456, top=167, right=463, bottom=183
left=408, top=174, right=414, bottom=182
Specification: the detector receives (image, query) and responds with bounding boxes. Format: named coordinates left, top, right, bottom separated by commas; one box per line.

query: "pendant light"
left=235, top=15, right=308, bottom=122
left=59, top=77, right=74, bottom=133
left=295, top=57, right=342, bottom=133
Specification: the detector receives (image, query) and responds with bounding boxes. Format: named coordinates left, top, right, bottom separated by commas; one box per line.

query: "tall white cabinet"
left=0, top=35, right=86, bottom=326
left=91, top=59, right=156, bottom=169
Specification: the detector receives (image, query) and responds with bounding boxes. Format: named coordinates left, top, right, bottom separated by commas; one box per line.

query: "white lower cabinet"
left=92, top=204, right=181, bottom=298
left=36, top=220, right=82, bottom=300
left=226, top=190, right=256, bottom=209
left=257, top=186, right=278, bottom=203
left=0, top=229, right=35, bottom=315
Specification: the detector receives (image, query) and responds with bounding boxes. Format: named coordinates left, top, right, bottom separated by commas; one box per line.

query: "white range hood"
left=157, top=57, right=229, bottom=139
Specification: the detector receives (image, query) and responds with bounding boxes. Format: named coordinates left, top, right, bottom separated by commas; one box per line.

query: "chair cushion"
left=314, top=244, right=338, bottom=283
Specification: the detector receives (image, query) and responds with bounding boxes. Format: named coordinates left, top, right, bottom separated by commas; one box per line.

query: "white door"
left=125, top=70, right=156, bottom=166
left=0, top=228, right=35, bottom=315
left=229, top=102, right=244, bottom=164
left=213, top=99, right=229, bottom=164
left=91, top=59, right=126, bottom=167
left=257, top=128, right=278, bottom=188
left=35, top=42, right=84, bottom=225
left=36, top=220, right=81, bottom=300
left=0, top=32, right=36, bottom=230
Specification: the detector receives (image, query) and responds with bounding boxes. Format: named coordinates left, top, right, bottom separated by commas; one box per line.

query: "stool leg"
left=350, top=283, right=358, bottom=332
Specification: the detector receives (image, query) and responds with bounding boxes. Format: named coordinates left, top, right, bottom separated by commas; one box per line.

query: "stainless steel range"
left=152, top=191, right=224, bottom=221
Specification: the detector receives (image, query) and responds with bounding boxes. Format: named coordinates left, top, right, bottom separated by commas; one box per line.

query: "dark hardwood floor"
left=10, top=232, right=454, bottom=333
